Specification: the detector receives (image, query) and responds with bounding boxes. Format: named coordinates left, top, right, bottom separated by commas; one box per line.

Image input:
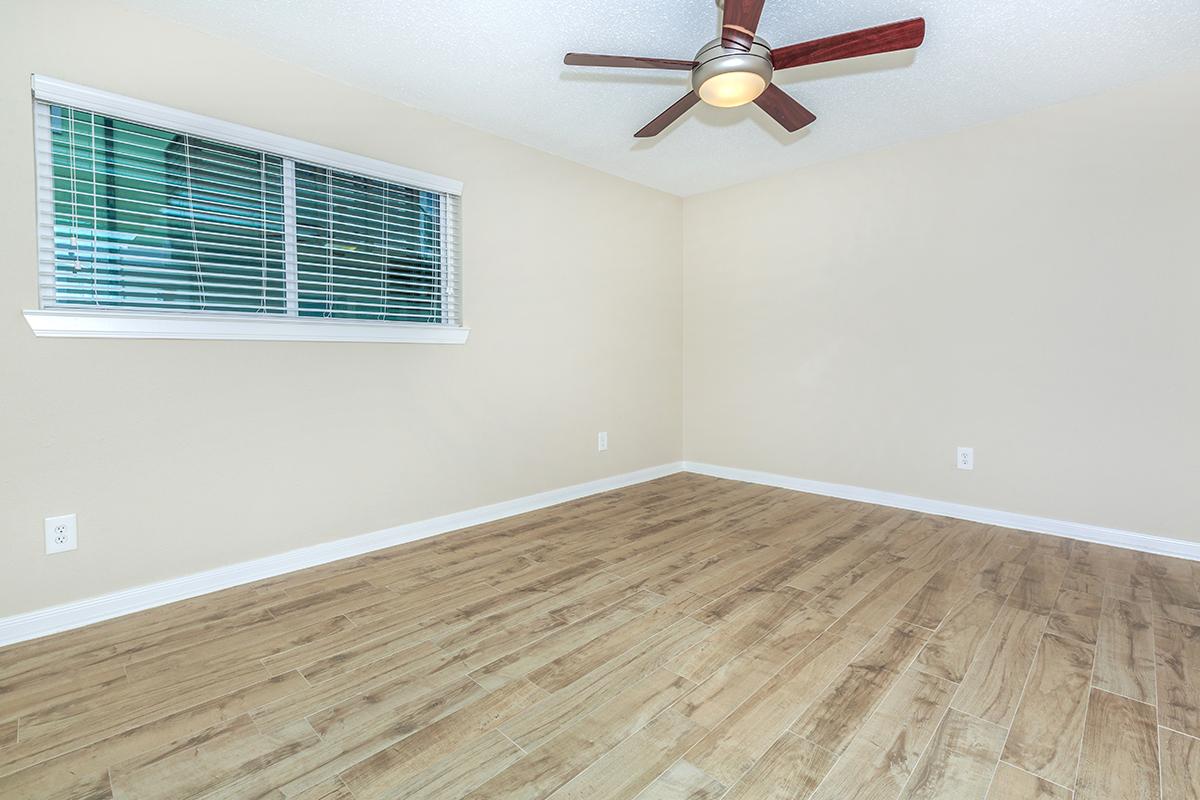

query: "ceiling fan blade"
left=564, top=53, right=696, bottom=71
left=722, top=0, right=767, bottom=51
left=772, top=17, right=926, bottom=70
left=635, top=92, right=701, bottom=138
left=753, top=84, right=816, bottom=132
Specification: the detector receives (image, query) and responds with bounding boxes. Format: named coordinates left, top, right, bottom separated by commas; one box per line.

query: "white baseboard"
left=684, top=461, right=1200, bottom=562
left=6, top=458, right=1193, bottom=649
left=0, top=462, right=685, bottom=648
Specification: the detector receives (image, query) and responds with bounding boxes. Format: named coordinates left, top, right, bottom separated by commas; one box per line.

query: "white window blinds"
left=32, top=80, right=462, bottom=332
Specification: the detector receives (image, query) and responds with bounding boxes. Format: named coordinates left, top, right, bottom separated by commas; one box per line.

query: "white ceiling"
left=121, top=0, right=1200, bottom=196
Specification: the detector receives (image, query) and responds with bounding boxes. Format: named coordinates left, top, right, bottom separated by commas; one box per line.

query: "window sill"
left=23, top=309, right=470, bottom=344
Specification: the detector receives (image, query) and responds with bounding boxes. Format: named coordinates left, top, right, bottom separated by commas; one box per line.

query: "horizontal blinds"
left=35, top=100, right=462, bottom=326
left=294, top=163, right=454, bottom=323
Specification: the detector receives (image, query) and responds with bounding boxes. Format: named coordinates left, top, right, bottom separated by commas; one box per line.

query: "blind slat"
left=36, top=115, right=285, bottom=172
left=48, top=283, right=449, bottom=310
left=39, top=214, right=461, bottom=250
left=49, top=295, right=448, bottom=317
left=45, top=162, right=286, bottom=212
left=41, top=268, right=452, bottom=297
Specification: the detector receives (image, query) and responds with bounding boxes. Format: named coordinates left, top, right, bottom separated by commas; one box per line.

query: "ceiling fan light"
left=698, top=71, right=768, bottom=107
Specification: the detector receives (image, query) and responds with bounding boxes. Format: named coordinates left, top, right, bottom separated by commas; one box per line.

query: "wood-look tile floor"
left=2, top=473, right=1198, bottom=799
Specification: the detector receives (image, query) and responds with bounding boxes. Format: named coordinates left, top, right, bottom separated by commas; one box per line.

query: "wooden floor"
left=2, top=474, right=1198, bottom=799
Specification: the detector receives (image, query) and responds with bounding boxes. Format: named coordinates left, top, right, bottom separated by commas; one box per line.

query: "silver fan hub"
left=690, top=36, right=774, bottom=108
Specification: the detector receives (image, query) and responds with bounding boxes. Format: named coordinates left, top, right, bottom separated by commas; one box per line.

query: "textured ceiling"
left=120, top=0, right=1200, bottom=196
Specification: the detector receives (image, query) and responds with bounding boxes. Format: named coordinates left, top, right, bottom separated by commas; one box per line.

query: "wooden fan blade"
left=722, top=0, right=767, bottom=51
left=564, top=53, right=696, bottom=71
left=772, top=17, right=926, bottom=70
left=753, top=84, right=816, bottom=132
left=635, top=92, right=701, bottom=138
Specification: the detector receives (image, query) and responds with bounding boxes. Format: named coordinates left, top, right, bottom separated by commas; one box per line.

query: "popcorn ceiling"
left=123, top=0, right=1200, bottom=196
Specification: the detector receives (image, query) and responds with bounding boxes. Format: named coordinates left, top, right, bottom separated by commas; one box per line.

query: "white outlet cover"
left=45, top=513, right=78, bottom=554
left=598, top=432, right=608, bottom=451
left=957, top=447, right=974, bottom=471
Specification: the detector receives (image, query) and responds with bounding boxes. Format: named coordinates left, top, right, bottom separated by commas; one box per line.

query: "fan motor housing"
left=690, top=36, right=774, bottom=94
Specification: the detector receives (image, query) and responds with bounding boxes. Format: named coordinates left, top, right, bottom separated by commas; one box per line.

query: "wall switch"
left=45, top=513, right=77, bottom=554
left=598, top=432, right=608, bottom=452
left=957, top=447, right=974, bottom=471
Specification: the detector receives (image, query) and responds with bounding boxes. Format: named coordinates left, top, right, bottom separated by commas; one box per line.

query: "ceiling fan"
left=564, top=1, right=926, bottom=138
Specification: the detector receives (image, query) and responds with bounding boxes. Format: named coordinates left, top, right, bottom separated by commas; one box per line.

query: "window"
left=25, top=77, right=466, bottom=343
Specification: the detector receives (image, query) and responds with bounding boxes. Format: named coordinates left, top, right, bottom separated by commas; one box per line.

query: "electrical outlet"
left=598, top=432, right=608, bottom=452
left=45, top=513, right=77, bottom=554
left=957, top=447, right=974, bottom=471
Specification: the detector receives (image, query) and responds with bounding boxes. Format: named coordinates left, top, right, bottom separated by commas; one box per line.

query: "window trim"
left=25, top=75, right=469, bottom=344
left=22, top=308, right=470, bottom=343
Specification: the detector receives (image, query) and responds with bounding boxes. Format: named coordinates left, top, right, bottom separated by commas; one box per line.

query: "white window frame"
left=24, top=76, right=468, bottom=344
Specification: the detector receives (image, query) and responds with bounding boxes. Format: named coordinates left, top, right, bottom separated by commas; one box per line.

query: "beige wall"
left=683, top=69, right=1200, bottom=542
left=0, top=0, right=683, bottom=616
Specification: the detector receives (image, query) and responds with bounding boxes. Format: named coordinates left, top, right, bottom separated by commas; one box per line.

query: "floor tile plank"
left=913, top=590, right=1008, bottom=684
left=1047, top=588, right=1102, bottom=646
left=339, top=678, right=546, bottom=799
left=791, top=622, right=930, bottom=754
left=1008, top=558, right=1070, bottom=616
left=1075, top=688, right=1160, bottom=800
left=683, top=632, right=863, bottom=787
left=464, top=668, right=695, bottom=800
left=722, top=732, right=837, bottom=800
left=1156, top=616, right=1200, bottom=738
left=631, top=760, right=726, bottom=800
left=546, top=709, right=707, bottom=800
left=951, top=604, right=1046, bottom=726
left=810, top=668, right=956, bottom=800
left=1002, top=632, right=1094, bottom=787
left=897, top=708, right=1007, bottom=800
left=986, top=763, right=1072, bottom=799
left=1160, top=726, right=1200, bottom=800
left=1093, top=597, right=1155, bottom=704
